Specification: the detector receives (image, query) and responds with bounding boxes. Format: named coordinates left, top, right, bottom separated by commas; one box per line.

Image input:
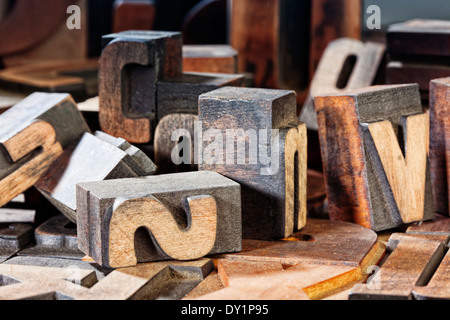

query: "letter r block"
left=199, top=87, right=307, bottom=240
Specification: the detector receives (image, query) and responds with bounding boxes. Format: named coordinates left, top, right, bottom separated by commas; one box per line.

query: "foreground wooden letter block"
left=299, top=38, right=385, bottom=131
left=199, top=87, right=307, bottom=240
left=430, top=78, right=450, bottom=216
left=315, top=84, right=435, bottom=231
left=35, top=132, right=156, bottom=222
left=76, top=171, right=241, bottom=268
left=99, top=30, right=244, bottom=144
left=0, top=93, right=89, bottom=207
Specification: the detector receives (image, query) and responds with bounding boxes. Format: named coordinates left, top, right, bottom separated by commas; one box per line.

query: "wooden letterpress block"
left=156, top=72, right=245, bottom=122
left=112, top=0, right=156, bottom=33
left=350, top=232, right=450, bottom=300
left=35, top=132, right=156, bottom=223
left=99, top=30, right=182, bottom=144
left=430, top=78, right=450, bottom=216
left=0, top=93, right=89, bottom=208
left=154, top=113, right=198, bottom=174
left=198, top=87, right=307, bottom=240
left=0, top=224, right=34, bottom=263
left=76, top=171, right=241, bottom=268
left=183, top=45, right=238, bottom=74
left=387, top=19, right=450, bottom=58
left=315, top=84, right=435, bottom=231
left=299, top=38, right=386, bottom=131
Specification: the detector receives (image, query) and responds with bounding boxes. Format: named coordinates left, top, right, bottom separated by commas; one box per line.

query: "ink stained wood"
left=99, top=31, right=245, bottom=144
left=0, top=93, right=90, bottom=208
left=0, top=259, right=214, bottom=300
left=199, top=87, right=307, bottom=240
left=430, top=78, right=450, bottom=216
left=0, top=223, right=34, bottom=263
left=76, top=171, right=242, bottom=268
left=315, top=84, right=435, bottom=231
left=35, top=132, right=156, bottom=223
left=299, top=38, right=386, bottom=131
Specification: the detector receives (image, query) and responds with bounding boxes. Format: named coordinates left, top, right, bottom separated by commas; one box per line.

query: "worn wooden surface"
left=0, top=93, right=89, bottom=208
left=229, top=0, right=310, bottom=91
left=18, top=215, right=85, bottom=260
left=0, top=258, right=213, bottom=300
left=0, top=224, right=34, bottom=264
left=76, top=171, right=241, bottom=268
left=199, top=87, right=307, bottom=240
left=299, top=38, right=386, bottom=131
left=430, top=78, right=450, bottom=216
left=112, top=0, right=156, bottom=33
left=315, top=84, right=435, bottom=231
left=185, top=219, right=383, bottom=300
left=310, top=0, right=362, bottom=78
left=154, top=113, right=198, bottom=174
left=0, top=59, right=99, bottom=102
left=387, top=19, right=450, bottom=58
left=35, top=132, right=155, bottom=222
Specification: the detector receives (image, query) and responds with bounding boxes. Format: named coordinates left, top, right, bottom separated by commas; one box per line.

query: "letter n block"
left=430, top=77, right=450, bottom=216
left=76, top=171, right=241, bottom=268
left=199, top=87, right=307, bottom=240
left=0, top=93, right=89, bottom=207
left=315, top=84, right=435, bottom=231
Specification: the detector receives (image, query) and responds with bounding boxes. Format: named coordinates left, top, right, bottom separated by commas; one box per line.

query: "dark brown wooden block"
left=183, top=45, right=238, bottom=74
left=99, top=30, right=245, bottom=144
left=0, top=93, right=90, bottom=208
left=35, top=132, right=155, bottom=223
left=112, top=0, right=156, bottom=33
left=430, top=78, right=450, bottom=216
left=198, top=87, right=307, bottom=240
left=315, top=84, right=435, bottom=231
left=76, top=171, right=241, bottom=268
left=154, top=113, right=198, bottom=174
left=387, top=19, right=450, bottom=58
left=299, top=38, right=386, bottom=131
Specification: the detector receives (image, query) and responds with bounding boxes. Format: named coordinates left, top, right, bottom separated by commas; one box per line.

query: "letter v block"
left=0, top=93, right=89, bottom=207
left=199, top=87, right=307, bottom=240
left=76, top=171, right=241, bottom=268
left=430, top=77, right=450, bottom=216
left=315, top=84, right=435, bottom=231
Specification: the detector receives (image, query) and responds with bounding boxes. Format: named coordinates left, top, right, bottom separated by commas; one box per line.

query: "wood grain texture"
left=430, top=78, right=450, bottom=216
left=154, top=113, right=198, bottom=174
left=0, top=93, right=89, bottom=208
left=112, top=0, right=156, bottom=33
left=299, top=38, right=386, bottom=131
left=190, top=219, right=383, bottom=300
left=76, top=171, right=241, bottom=268
left=387, top=19, right=450, bottom=58
left=350, top=233, right=450, bottom=300
left=99, top=31, right=182, bottom=144
left=199, top=87, right=307, bottom=240
left=0, top=259, right=213, bottom=300
left=183, top=45, right=238, bottom=74
left=35, top=132, right=154, bottom=223
left=0, top=224, right=34, bottom=263
left=315, top=84, right=435, bottom=231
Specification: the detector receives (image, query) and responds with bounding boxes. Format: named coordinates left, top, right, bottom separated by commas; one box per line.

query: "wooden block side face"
left=183, top=45, right=238, bottom=74
left=430, top=79, right=450, bottom=216
left=112, top=1, right=156, bottom=33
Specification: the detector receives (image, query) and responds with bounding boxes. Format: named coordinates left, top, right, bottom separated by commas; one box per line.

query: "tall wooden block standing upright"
left=99, top=30, right=244, bottom=144
left=430, top=78, right=450, bottom=216
left=0, top=93, right=89, bottom=207
left=199, top=87, right=307, bottom=240
left=315, top=84, right=435, bottom=231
